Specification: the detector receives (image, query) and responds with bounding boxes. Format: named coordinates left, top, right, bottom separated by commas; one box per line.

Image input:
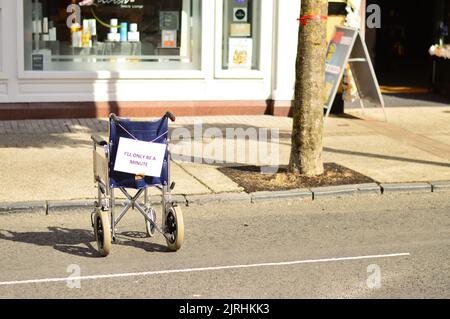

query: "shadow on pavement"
left=346, top=93, right=450, bottom=108
left=0, top=119, right=109, bottom=149
left=169, top=123, right=292, bottom=142
left=324, top=147, right=450, bottom=168
left=0, top=226, right=171, bottom=258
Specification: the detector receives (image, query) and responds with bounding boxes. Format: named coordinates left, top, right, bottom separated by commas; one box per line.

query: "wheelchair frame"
left=90, top=113, right=184, bottom=257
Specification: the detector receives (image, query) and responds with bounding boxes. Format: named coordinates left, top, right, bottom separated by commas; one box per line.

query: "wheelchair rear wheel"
left=165, top=205, right=184, bottom=251
left=94, top=209, right=112, bottom=257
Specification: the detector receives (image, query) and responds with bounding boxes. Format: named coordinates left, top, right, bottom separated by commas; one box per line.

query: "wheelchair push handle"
left=110, top=114, right=121, bottom=122
left=109, top=112, right=175, bottom=122
left=164, top=112, right=176, bottom=122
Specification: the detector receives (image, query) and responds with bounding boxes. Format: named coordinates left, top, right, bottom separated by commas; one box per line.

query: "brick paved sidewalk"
left=2, top=108, right=450, bottom=204
left=0, top=118, right=108, bottom=135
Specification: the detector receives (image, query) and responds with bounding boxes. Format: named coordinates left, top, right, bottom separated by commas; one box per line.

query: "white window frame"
left=16, top=0, right=209, bottom=80
left=214, top=0, right=273, bottom=79
left=0, top=0, right=6, bottom=79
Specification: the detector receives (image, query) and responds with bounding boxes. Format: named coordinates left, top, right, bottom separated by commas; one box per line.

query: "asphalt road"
left=0, top=192, right=449, bottom=299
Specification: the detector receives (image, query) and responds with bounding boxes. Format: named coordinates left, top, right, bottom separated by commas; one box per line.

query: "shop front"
left=0, top=0, right=303, bottom=119
left=429, top=0, right=450, bottom=97
left=368, top=0, right=450, bottom=97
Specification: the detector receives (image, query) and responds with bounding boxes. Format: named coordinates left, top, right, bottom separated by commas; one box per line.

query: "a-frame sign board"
left=324, top=26, right=387, bottom=121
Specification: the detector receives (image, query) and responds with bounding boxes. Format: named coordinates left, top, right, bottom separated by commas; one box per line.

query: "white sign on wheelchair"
left=114, top=137, right=167, bottom=177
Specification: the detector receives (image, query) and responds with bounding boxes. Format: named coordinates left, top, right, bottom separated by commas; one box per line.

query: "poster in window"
left=228, top=38, right=253, bottom=70
left=162, top=30, right=177, bottom=48
left=160, top=11, right=180, bottom=30
left=31, top=54, right=44, bottom=71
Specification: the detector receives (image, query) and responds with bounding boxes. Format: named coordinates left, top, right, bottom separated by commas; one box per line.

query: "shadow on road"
left=0, top=226, right=171, bottom=258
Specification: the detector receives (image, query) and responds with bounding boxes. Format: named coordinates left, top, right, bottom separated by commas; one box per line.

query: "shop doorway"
left=368, top=0, right=436, bottom=91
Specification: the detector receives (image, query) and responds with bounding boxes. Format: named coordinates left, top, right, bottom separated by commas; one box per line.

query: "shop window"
left=23, top=0, right=202, bottom=72
left=221, top=0, right=261, bottom=71
left=0, top=6, right=2, bottom=74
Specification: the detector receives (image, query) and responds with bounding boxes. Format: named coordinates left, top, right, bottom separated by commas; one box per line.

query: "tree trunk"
left=289, top=0, right=328, bottom=176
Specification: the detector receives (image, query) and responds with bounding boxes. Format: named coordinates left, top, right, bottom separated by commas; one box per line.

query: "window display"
left=222, top=0, right=260, bottom=70
left=23, top=0, right=202, bottom=72
left=429, top=0, right=450, bottom=59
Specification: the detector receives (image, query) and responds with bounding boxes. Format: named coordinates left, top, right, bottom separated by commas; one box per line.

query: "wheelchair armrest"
left=91, top=135, right=108, bottom=146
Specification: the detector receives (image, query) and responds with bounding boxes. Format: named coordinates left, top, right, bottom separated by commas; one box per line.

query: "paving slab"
left=175, top=163, right=243, bottom=193
left=169, top=163, right=213, bottom=195
left=323, top=134, right=450, bottom=183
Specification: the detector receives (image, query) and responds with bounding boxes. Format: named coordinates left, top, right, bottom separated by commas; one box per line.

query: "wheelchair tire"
left=165, top=205, right=184, bottom=251
left=145, top=208, right=157, bottom=238
left=94, top=210, right=112, bottom=257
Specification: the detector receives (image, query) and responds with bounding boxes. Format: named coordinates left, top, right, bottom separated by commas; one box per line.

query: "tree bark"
left=289, top=0, right=328, bottom=176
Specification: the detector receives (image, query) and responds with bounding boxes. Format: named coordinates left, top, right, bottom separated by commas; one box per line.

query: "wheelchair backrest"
left=108, top=115, right=169, bottom=189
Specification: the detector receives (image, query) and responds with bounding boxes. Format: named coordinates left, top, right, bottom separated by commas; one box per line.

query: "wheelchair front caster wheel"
left=145, top=208, right=157, bottom=238
left=165, top=205, right=184, bottom=251
left=94, top=209, right=112, bottom=257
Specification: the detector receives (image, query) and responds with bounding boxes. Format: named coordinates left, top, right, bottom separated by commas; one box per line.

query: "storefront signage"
left=96, top=0, right=144, bottom=9
left=97, top=0, right=144, bottom=9
left=233, top=8, right=248, bottom=22
left=31, top=53, right=44, bottom=71
left=97, top=0, right=135, bottom=3
left=160, top=11, right=179, bottom=31
left=114, top=137, right=167, bottom=177
left=324, top=26, right=386, bottom=120
left=230, top=23, right=251, bottom=37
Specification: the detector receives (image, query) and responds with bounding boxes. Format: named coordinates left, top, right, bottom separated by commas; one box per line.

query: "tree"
left=289, top=0, right=328, bottom=176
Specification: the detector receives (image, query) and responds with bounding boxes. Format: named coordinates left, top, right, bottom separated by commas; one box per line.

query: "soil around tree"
left=218, top=163, right=377, bottom=193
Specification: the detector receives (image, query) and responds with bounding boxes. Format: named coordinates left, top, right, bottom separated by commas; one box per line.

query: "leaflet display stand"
left=324, top=26, right=387, bottom=121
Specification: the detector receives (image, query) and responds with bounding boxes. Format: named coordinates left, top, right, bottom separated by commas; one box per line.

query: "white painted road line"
left=0, top=252, right=410, bottom=287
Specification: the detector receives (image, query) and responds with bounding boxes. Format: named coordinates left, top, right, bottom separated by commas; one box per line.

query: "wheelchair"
left=90, top=112, right=184, bottom=257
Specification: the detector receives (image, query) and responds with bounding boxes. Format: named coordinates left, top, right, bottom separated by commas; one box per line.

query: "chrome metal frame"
left=92, top=117, right=176, bottom=243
